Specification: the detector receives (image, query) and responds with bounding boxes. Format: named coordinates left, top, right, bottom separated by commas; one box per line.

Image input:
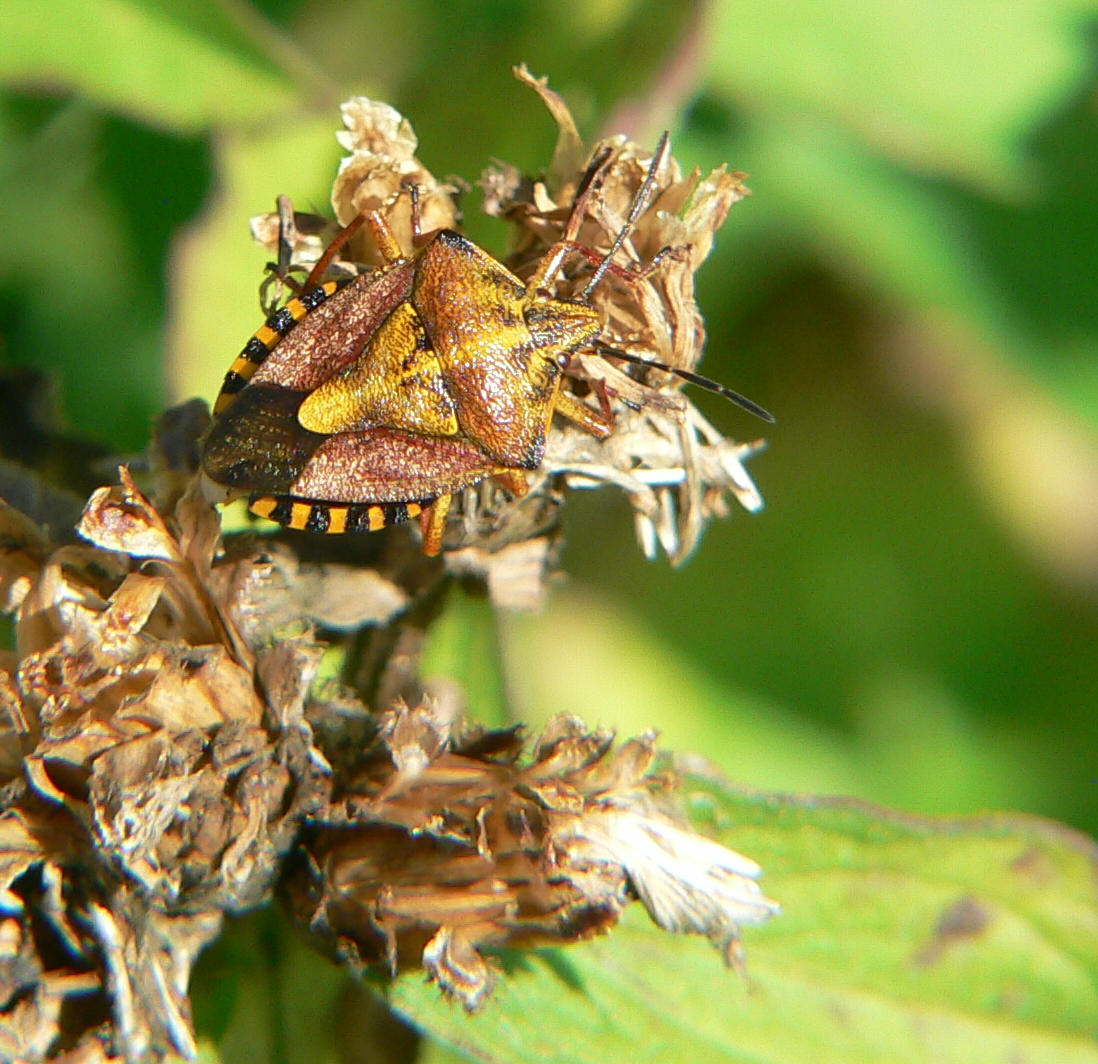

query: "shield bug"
left=200, top=135, right=771, bottom=554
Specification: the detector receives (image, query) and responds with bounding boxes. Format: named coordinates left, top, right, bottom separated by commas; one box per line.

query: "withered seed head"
left=0, top=478, right=331, bottom=1060
left=1, top=467, right=776, bottom=1051
left=285, top=705, right=777, bottom=1011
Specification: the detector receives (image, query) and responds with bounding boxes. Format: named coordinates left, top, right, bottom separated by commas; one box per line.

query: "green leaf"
left=421, top=585, right=511, bottom=728
left=707, top=0, right=1094, bottom=194
left=0, top=0, right=301, bottom=131
left=389, top=781, right=1098, bottom=1064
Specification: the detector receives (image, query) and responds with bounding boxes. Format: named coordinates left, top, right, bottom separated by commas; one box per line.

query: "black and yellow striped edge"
left=249, top=495, right=427, bottom=534
left=212, top=280, right=342, bottom=415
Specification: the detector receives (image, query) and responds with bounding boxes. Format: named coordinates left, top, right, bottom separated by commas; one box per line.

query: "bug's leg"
left=259, top=264, right=299, bottom=314
left=522, top=151, right=613, bottom=293
left=295, top=205, right=410, bottom=294
left=365, top=209, right=407, bottom=263
left=537, top=240, right=684, bottom=288
left=274, top=194, right=298, bottom=278
left=493, top=469, right=530, bottom=496
left=258, top=196, right=311, bottom=312
left=552, top=390, right=613, bottom=439
left=526, top=133, right=671, bottom=298
left=409, top=184, right=426, bottom=247
left=298, top=212, right=371, bottom=292
left=591, top=375, right=622, bottom=421
left=419, top=494, right=453, bottom=555
left=407, top=184, right=448, bottom=250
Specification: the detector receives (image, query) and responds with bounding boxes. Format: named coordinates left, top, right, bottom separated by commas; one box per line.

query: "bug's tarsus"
left=275, top=195, right=298, bottom=279
left=259, top=196, right=308, bottom=312
left=572, top=144, right=616, bottom=210
left=406, top=184, right=435, bottom=249
left=259, top=263, right=301, bottom=315
left=525, top=134, right=670, bottom=299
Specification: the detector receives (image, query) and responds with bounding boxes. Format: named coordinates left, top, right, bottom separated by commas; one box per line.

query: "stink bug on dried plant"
left=201, top=84, right=771, bottom=557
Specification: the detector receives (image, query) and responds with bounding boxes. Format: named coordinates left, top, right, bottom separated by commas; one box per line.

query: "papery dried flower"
left=284, top=706, right=777, bottom=1012
left=0, top=474, right=330, bottom=1060
left=482, top=66, right=767, bottom=563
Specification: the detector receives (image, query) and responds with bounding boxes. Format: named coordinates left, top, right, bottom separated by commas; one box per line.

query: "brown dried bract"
left=0, top=474, right=330, bottom=1060
left=286, top=706, right=777, bottom=1011
left=0, top=467, right=776, bottom=1054
left=482, top=66, right=765, bottom=562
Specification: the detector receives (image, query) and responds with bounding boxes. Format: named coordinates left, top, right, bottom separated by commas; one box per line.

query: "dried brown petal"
left=512, top=64, right=586, bottom=188
left=211, top=540, right=410, bottom=640
left=422, top=926, right=496, bottom=1011
left=78, top=469, right=180, bottom=564
left=443, top=538, right=555, bottom=611
left=0, top=659, right=28, bottom=782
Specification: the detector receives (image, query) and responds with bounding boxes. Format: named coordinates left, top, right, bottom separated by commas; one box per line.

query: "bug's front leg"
left=551, top=390, right=614, bottom=440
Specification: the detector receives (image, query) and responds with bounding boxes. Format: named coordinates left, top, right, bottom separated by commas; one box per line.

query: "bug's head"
left=523, top=295, right=602, bottom=366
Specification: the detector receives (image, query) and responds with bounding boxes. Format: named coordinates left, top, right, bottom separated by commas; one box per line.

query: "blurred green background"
left=3, top=0, right=1098, bottom=839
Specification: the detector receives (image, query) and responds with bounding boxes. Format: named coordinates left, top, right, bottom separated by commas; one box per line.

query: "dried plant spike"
left=0, top=75, right=779, bottom=1057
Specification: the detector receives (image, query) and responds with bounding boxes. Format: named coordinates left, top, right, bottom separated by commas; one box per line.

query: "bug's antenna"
left=580, top=131, right=671, bottom=301
left=595, top=343, right=775, bottom=423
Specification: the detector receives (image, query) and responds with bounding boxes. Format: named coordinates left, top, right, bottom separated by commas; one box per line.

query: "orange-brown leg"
left=493, top=469, right=531, bottom=496
left=419, top=495, right=452, bottom=555
left=295, top=206, right=413, bottom=294
left=553, top=390, right=613, bottom=439
left=534, top=239, right=682, bottom=286
left=526, top=132, right=671, bottom=298
left=297, top=212, right=370, bottom=292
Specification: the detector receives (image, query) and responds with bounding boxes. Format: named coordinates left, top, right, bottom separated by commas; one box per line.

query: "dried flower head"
left=0, top=478, right=331, bottom=1060
left=284, top=706, right=777, bottom=1011
left=0, top=471, right=776, bottom=1054
left=482, top=68, right=769, bottom=563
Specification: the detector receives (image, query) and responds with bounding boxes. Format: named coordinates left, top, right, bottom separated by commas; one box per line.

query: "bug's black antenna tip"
left=595, top=344, right=775, bottom=424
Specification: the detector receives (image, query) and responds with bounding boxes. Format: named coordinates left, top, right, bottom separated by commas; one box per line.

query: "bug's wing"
left=202, top=384, right=323, bottom=493
left=297, top=301, right=459, bottom=438
left=291, top=428, right=505, bottom=502
left=252, top=262, right=417, bottom=392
